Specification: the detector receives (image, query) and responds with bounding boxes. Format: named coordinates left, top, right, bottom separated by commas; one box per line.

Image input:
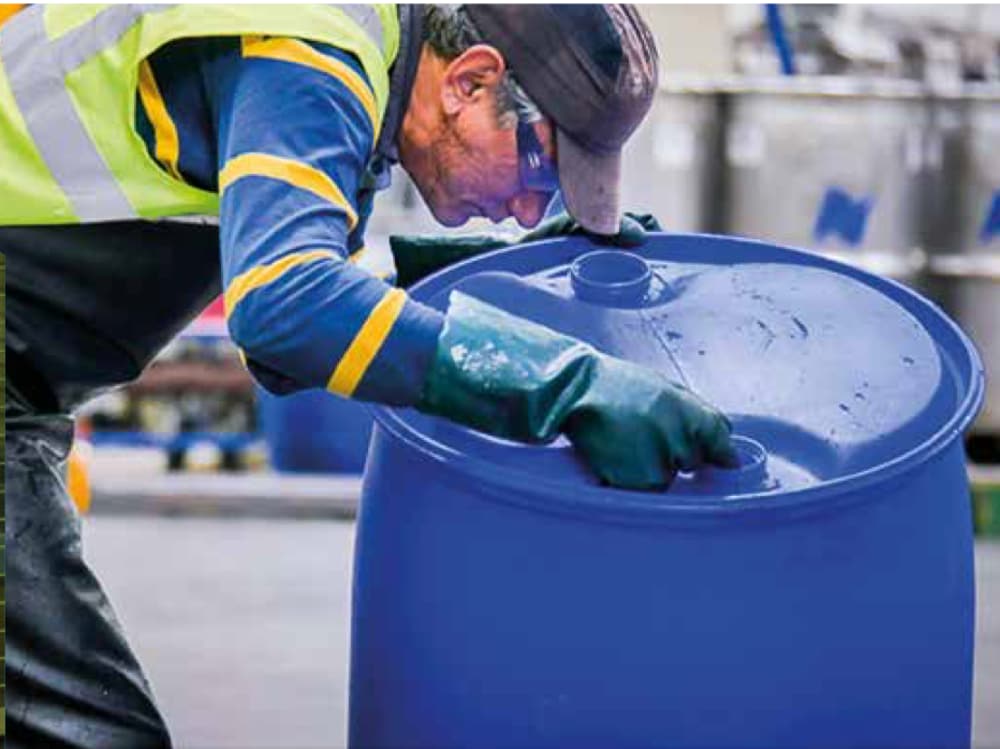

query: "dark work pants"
left=5, top=386, right=172, bottom=748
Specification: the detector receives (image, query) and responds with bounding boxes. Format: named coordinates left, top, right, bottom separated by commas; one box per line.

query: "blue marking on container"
left=813, top=186, right=874, bottom=247
left=980, top=189, right=1000, bottom=244
left=350, top=233, right=984, bottom=748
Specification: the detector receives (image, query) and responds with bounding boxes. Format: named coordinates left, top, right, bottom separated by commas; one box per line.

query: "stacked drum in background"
left=719, top=78, right=927, bottom=291
left=924, top=86, right=1000, bottom=446
left=619, top=78, right=727, bottom=234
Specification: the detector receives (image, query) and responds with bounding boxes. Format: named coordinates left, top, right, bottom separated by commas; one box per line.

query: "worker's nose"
left=509, top=192, right=552, bottom=229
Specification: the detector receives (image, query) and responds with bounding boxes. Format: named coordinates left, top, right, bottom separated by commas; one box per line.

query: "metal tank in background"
left=719, top=77, right=929, bottom=291
left=925, top=84, right=1000, bottom=439
left=620, top=78, right=725, bottom=233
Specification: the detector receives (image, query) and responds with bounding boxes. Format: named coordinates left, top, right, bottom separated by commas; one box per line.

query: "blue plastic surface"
left=256, top=387, right=373, bottom=474
left=981, top=188, right=1000, bottom=244
left=350, top=233, right=983, bottom=748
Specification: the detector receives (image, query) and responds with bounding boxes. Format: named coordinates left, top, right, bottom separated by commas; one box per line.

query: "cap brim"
left=556, top=129, right=622, bottom=236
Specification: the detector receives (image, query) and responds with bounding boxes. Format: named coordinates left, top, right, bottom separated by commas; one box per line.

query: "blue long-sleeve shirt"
left=135, top=34, right=443, bottom=405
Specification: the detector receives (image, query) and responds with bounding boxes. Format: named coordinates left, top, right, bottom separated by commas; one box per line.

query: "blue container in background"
left=256, top=387, right=373, bottom=474
left=350, top=234, right=984, bottom=748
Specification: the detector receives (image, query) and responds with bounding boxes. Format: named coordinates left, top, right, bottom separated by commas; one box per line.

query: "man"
left=1, top=5, right=735, bottom=747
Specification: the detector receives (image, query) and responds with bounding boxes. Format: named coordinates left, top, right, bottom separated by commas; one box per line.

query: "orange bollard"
left=67, top=444, right=92, bottom=514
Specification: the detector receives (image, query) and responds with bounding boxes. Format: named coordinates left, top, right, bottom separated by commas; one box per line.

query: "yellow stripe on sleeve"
left=241, top=35, right=381, bottom=138
left=327, top=288, right=407, bottom=397
left=219, top=153, right=359, bottom=229
left=348, top=246, right=366, bottom=263
left=224, top=249, right=341, bottom=316
left=137, top=60, right=182, bottom=180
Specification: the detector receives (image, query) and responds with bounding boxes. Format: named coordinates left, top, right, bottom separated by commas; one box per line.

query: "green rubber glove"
left=390, top=234, right=510, bottom=289
left=390, top=212, right=661, bottom=289
left=520, top=211, right=662, bottom=248
left=416, top=291, right=737, bottom=490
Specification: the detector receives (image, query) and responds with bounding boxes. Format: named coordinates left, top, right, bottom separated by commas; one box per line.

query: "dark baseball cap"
left=465, top=4, right=659, bottom=235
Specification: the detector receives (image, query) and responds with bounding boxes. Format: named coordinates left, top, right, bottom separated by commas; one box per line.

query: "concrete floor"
left=85, top=517, right=354, bottom=749
left=977, top=541, right=1000, bottom=747
left=84, top=516, right=1000, bottom=749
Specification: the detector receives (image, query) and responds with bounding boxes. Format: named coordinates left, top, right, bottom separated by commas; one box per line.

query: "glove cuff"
left=389, top=235, right=509, bottom=289
left=417, top=291, right=597, bottom=443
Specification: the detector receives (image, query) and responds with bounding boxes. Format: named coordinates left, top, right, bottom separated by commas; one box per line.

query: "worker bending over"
left=1, top=5, right=734, bottom=746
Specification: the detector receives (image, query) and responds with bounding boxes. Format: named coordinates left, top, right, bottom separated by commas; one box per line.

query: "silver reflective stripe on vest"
left=52, top=4, right=171, bottom=72
left=336, top=4, right=384, bottom=53
left=0, top=5, right=169, bottom=221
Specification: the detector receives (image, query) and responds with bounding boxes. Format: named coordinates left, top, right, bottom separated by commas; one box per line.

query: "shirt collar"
left=370, top=4, right=423, bottom=186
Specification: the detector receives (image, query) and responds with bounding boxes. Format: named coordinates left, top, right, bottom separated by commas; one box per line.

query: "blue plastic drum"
left=256, top=387, right=373, bottom=474
left=350, top=234, right=984, bottom=748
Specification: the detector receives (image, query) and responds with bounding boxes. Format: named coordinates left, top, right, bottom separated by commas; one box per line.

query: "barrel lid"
left=380, top=234, right=983, bottom=506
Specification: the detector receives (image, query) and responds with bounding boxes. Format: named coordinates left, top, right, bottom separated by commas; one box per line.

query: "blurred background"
left=76, top=5, right=1000, bottom=748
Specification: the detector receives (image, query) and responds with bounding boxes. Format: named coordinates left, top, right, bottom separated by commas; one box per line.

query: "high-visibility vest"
left=0, top=4, right=399, bottom=226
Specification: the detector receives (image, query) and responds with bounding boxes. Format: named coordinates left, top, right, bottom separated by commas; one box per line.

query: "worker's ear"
left=441, top=44, right=506, bottom=116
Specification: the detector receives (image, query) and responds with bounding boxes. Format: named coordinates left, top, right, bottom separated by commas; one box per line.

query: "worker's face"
left=423, top=108, right=556, bottom=229
left=402, top=46, right=557, bottom=229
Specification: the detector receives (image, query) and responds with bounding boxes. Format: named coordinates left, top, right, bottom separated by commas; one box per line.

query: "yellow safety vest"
left=0, top=4, right=399, bottom=225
